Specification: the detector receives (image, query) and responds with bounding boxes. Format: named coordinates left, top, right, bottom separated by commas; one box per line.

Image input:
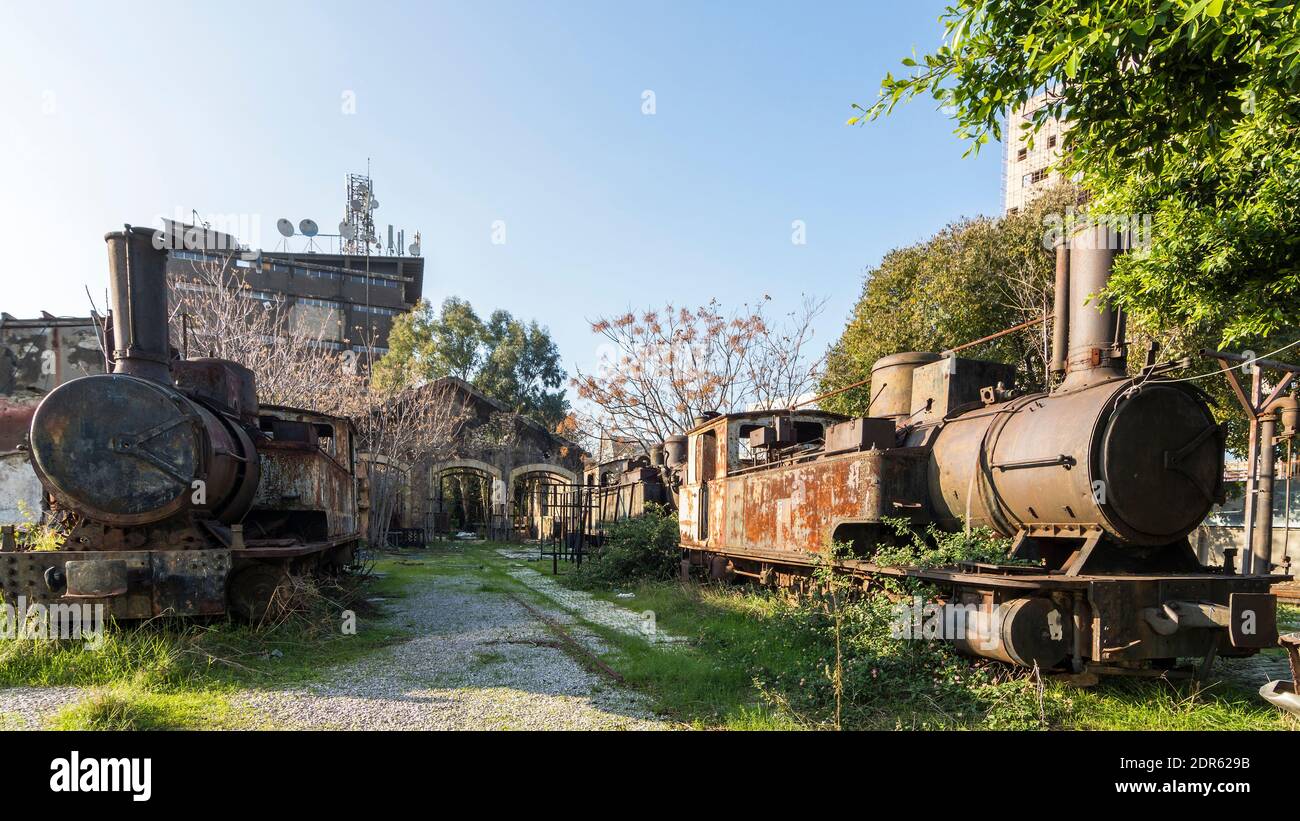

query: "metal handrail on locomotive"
left=0, top=226, right=361, bottom=619
left=675, top=226, right=1288, bottom=675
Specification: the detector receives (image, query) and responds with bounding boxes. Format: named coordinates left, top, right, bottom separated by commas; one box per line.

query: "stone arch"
left=507, top=463, right=578, bottom=541
left=507, top=462, right=577, bottom=487
left=429, top=459, right=505, bottom=536
left=432, top=458, right=503, bottom=482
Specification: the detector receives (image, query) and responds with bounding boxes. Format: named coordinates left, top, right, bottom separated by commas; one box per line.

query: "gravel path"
left=0, top=686, right=85, bottom=729
left=235, top=565, right=671, bottom=730
left=499, top=552, right=687, bottom=646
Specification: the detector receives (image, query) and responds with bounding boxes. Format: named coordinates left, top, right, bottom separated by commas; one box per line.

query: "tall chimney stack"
left=105, top=225, right=172, bottom=384
left=1049, top=240, right=1070, bottom=378
left=1061, top=223, right=1126, bottom=389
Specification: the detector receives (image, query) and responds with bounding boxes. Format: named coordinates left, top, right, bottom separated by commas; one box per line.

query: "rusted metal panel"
left=172, top=358, right=259, bottom=423
left=0, top=548, right=230, bottom=618
left=680, top=412, right=928, bottom=557
left=254, top=408, right=358, bottom=540
left=0, top=400, right=36, bottom=454
left=825, top=416, right=895, bottom=453
left=869, top=352, right=942, bottom=420
left=150, top=549, right=229, bottom=615
left=909, top=356, right=1017, bottom=425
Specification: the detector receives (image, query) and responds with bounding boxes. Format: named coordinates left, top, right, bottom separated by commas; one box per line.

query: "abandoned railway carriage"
left=680, top=227, right=1287, bottom=676
left=0, top=227, right=360, bottom=619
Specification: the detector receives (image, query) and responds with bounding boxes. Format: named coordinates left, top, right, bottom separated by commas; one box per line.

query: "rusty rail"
left=505, top=592, right=626, bottom=683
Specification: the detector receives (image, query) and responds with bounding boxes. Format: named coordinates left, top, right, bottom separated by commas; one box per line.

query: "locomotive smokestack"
left=105, top=225, right=172, bottom=384
left=1062, top=223, right=1126, bottom=389
left=1049, top=240, right=1070, bottom=378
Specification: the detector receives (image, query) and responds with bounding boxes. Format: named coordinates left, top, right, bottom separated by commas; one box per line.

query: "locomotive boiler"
left=0, top=226, right=360, bottom=619
left=678, top=227, right=1285, bottom=675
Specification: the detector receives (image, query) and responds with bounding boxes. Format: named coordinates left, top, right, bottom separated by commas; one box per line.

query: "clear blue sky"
left=1, top=0, right=1002, bottom=384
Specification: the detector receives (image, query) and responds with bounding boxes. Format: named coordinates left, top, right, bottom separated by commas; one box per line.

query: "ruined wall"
left=0, top=317, right=104, bottom=524
left=419, top=387, right=584, bottom=535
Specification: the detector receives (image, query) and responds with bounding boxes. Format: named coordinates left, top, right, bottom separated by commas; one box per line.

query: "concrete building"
left=1002, top=93, right=1070, bottom=214
left=1193, top=461, right=1299, bottom=581
left=168, top=242, right=423, bottom=357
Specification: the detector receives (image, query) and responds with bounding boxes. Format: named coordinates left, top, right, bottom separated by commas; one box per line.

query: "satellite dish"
left=368, top=198, right=379, bottom=210
left=409, top=242, right=421, bottom=256
left=299, top=219, right=319, bottom=237
left=276, top=218, right=295, bottom=237
left=350, top=197, right=365, bottom=211
left=339, top=222, right=356, bottom=240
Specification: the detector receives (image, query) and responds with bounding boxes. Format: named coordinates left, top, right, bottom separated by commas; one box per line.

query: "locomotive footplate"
left=1, top=549, right=232, bottom=618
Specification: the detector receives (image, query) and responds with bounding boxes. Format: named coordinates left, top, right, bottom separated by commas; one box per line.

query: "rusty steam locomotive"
left=677, top=227, right=1286, bottom=676
left=1, top=227, right=360, bottom=619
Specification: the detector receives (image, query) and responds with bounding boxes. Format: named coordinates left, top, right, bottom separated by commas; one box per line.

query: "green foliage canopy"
left=374, top=296, right=569, bottom=429
left=854, top=0, right=1300, bottom=348
left=820, top=188, right=1077, bottom=415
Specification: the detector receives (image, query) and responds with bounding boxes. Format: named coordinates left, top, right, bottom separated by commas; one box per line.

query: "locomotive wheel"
left=228, top=564, right=292, bottom=623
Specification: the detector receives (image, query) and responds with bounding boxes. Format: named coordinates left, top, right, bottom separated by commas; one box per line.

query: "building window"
left=1047, top=135, right=1057, bottom=149
left=1016, top=147, right=1028, bottom=162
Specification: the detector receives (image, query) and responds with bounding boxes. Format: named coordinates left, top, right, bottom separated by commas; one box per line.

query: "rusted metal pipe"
left=1254, top=408, right=1278, bottom=574
left=1050, top=240, right=1070, bottom=377
left=105, top=225, right=172, bottom=384
left=1063, top=224, right=1125, bottom=389
left=947, top=314, right=1052, bottom=354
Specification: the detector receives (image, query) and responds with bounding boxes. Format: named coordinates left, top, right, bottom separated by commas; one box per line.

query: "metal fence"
left=526, top=479, right=670, bottom=570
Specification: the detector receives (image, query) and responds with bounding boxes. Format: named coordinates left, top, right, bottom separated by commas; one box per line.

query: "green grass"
left=476, top=543, right=1300, bottom=731
left=8, top=541, right=1297, bottom=731
left=1, top=554, right=426, bottom=730
left=1279, top=604, right=1300, bottom=632
left=1050, top=677, right=1290, bottom=730
left=484, top=546, right=846, bottom=728
left=47, top=686, right=244, bottom=731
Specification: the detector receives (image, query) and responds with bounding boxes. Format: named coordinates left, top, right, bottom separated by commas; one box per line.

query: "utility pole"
left=1205, top=349, right=1298, bottom=575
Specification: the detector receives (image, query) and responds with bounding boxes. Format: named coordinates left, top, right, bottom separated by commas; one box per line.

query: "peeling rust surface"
left=254, top=408, right=358, bottom=539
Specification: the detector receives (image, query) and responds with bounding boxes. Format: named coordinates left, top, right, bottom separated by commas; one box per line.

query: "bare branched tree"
left=168, top=257, right=468, bottom=548
left=572, top=296, right=827, bottom=458
left=353, top=381, right=468, bottom=547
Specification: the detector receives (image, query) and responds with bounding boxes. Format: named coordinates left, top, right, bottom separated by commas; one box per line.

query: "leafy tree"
left=852, top=0, right=1300, bottom=354
left=820, top=186, right=1078, bottom=415
left=820, top=184, right=1258, bottom=449
left=374, top=297, right=569, bottom=429
left=476, top=310, right=569, bottom=429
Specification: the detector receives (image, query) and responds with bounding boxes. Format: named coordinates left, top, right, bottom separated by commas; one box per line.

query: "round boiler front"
left=928, top=379, right=1222, bottom=546
left=28, top=373, right=253, bottom=527
left=1097, top=383, right=1223, bottom=540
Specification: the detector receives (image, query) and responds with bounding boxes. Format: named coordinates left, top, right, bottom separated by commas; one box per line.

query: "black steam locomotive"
left=1, top=227, right=360, bottom=619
